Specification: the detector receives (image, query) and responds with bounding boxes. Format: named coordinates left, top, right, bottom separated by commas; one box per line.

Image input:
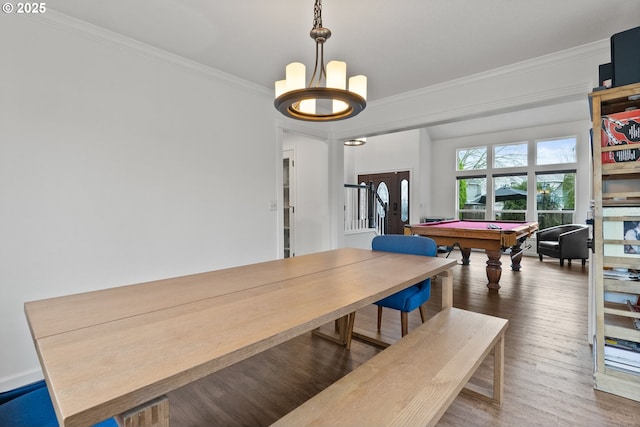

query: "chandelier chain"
left=313, top=0, right=322, bottom=29
left=309, top=0, right=326, bottom=88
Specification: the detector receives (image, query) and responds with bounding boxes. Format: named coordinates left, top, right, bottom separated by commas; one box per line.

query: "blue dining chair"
left=0, top=380, right=117, bottom=427
left=371, top=234, right=438, bottom=337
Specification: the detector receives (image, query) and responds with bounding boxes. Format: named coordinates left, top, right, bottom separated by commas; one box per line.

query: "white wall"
left=283, top=133, right=331, bottom=256
left=1, top=15, right=279, bottom=391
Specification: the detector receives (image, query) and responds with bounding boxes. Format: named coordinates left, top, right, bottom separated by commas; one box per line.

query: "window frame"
left=455, top=136, right=578, bottom=224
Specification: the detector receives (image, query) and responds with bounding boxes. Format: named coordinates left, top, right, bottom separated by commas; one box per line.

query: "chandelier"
left=274, top=0, right=367, bottom=122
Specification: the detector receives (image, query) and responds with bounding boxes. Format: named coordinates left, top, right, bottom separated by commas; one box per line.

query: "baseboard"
left=0, top=367, right=44, bottom=393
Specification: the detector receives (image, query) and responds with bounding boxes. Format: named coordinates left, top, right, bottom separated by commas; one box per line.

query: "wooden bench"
left=271, top=307, right=508, bottom=427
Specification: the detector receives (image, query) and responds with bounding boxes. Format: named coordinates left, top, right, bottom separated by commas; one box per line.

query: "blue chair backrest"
left=372, top=235, right=437, bottom=258
left=0, top=380, right=118, bottom=427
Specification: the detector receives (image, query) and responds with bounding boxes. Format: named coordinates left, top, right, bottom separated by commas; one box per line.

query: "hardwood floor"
left=167, top=252, right=640, bottom=426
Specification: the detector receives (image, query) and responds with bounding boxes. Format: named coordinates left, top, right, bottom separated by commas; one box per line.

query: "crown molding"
left=333, top=78, right=594, bottom=142
left=374, top=39, right=609, bottom=107
left=331, top=40, right=607, bottom=139
left=32, top=9, right=272, bottom=97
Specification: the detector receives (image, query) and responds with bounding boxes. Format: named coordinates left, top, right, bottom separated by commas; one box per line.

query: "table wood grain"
left=25, top=248, right=457, bottom=427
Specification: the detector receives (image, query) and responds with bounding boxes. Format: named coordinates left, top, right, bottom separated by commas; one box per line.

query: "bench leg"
left=493, top=333, right=505, bottom=406
left=461, top=333, right=505, bottom=406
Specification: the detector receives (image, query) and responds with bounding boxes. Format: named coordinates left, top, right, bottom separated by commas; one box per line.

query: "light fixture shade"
left=286, top=62, right=306, bottom=91
left=327, top=61, right=348, bottom=113
left=285, top=62, right=315, bottom=114
left=327, top=61, right=346, bottom=89
left=275, top=80, right=287, bottom=98
left=349, top=75, right=367, bottom=100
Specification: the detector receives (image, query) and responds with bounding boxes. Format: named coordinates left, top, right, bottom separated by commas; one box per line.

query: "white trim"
left=33, top=10, right=271, bottom=96
left=0, top=368, right=44, bottom=393
left=375, top=40, right=608, bottom=108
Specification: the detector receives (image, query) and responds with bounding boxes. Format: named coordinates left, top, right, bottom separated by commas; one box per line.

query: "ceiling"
left=48, top=0, right=640, bottom=103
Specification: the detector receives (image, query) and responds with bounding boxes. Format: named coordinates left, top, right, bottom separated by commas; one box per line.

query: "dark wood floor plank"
left=167, top=253, right=640, bottom=427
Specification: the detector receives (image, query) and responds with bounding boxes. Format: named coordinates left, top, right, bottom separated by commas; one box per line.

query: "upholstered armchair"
left=537, top=224, right=590, bottom=266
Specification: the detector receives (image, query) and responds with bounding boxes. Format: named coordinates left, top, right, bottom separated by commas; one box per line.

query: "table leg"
left=312, top=315, right=350, bottom=346
left=485, top=249, right=502, bottom=290
left=509, top=242, right=524, bottom=271
left=458, top=247, right=471, bottom=265
left=116, top=396, right=169, bottom=427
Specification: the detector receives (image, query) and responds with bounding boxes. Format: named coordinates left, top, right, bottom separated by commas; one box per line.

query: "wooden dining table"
left=24, top=247, right=457, bottom=427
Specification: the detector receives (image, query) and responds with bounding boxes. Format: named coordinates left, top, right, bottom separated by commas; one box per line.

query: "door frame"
left=357, top=170, right=410, bottom=235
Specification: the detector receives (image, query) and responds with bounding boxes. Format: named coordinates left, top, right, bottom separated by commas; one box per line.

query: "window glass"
left=457, top=177, right=486, bottom=220
left=457, top=147, right=487, bottom=171
left=495, top=212, right=526, bottom=221
left=401, top=179, right=409, bottom=222
left=494, top=143, right=527, bottom=168
left=536, top=172, right=576, bottom=228
left=376, top=182, right=389, bottom=217
left=493, top=175, right=527, bottom=221
left=536, top=138, right=576, bottom=165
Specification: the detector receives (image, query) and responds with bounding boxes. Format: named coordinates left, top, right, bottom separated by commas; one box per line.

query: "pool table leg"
left=458, top=247, right=472, bottom=265
left=510, top=242, right=524, bottom=271
left=485, top=249, right=502, bottom=290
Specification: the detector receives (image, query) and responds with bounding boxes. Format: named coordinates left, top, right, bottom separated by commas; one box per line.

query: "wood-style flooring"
left=167, top=252, right=640, bottom=427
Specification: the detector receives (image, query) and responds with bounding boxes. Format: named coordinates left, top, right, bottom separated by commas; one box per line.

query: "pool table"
left=405, top=219, right=539, bottom=290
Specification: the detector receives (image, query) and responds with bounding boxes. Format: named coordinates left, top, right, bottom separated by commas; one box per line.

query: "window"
left=536, top=138, right=576, bottom=165
left=457, top=176, right=486, bottom=220
left=457, top=147, right=487, bottom=171
left=494, top=143, right=527, bottom=168
left=536, top=171, right=576, bottom=229
left=400, top=179, right=409, bottom=222
left=493, top=174, right=527, bottom=221
left=377, top=182, right=389, bottom=217
left=455, top=137, right=578, bottom=225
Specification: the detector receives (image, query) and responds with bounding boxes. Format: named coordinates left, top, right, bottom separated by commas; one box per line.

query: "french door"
left=357, top=171, right=410, bottom=235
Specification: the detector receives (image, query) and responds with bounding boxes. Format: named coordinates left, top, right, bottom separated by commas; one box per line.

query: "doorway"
left=358, top=171, right=410, bottom=234
left=283, top=150, right=295, bottom=257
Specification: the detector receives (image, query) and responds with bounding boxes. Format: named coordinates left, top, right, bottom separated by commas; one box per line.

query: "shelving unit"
left=590, top=83, right=640, bottom=401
